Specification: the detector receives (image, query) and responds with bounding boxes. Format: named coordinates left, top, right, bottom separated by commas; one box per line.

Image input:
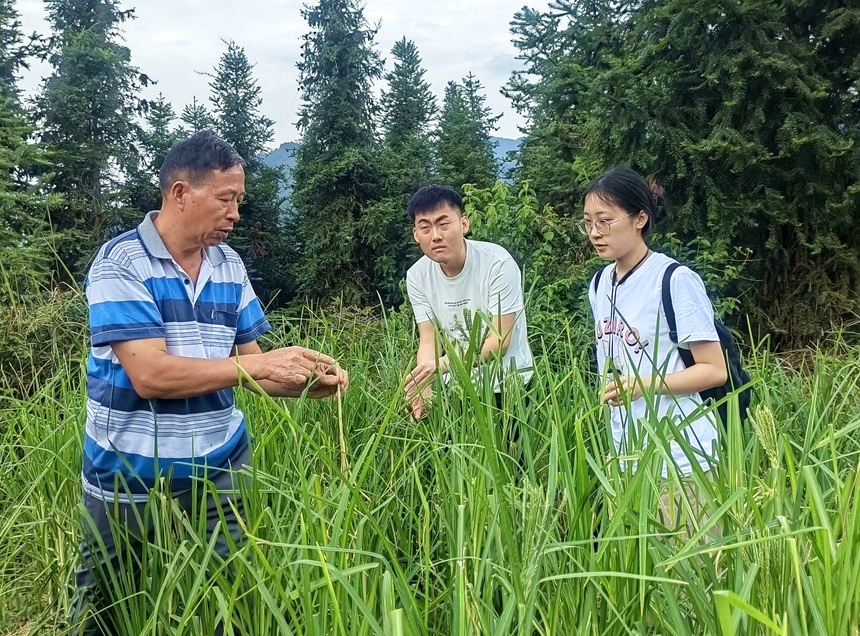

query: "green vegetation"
left=5, top=0, right=856, bottom=338
left=2, top=291, right=860, bottom=634
left=2, top=0, right=859, bottom=632
left=507, top=0, right=860, bottom=343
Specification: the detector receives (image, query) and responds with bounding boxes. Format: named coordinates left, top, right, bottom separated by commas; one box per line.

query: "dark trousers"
left=493, top=386, right=533, bottom=474
left=68, top=447, right=249, bottom=636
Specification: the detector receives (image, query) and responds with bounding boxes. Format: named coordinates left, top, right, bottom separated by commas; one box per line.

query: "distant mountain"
left=259, top=136, right=523, bottom=197
left=261, top=141, right=300, bottom=174
left=493, top=136, right=523, bottom=180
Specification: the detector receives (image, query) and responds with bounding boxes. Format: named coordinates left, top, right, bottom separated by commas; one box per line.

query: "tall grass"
left=1, top=298, right=860, bottom=634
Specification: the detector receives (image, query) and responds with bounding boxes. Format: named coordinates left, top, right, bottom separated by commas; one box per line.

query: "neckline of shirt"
left=612, top=248, right=653, bottom=287
left=436, top=239, right=472, bottom=282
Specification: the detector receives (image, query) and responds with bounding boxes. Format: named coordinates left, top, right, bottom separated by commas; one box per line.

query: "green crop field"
left=2, top=302, right=859, bottom=635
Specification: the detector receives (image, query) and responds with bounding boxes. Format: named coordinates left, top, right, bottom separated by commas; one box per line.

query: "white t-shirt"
left=588, top=251, right=719, bottom=475
left=406, top=239, right=534, bottom=388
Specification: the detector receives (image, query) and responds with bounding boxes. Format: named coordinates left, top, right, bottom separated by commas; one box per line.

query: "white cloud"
left=16, top=0, right=540, bottom=145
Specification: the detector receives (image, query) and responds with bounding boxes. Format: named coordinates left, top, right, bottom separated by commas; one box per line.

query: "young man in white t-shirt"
left=403, top=185, right=533, bottom=418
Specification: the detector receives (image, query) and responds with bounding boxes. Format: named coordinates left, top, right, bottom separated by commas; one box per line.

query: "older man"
left=71, top=130, right=348, bottom=634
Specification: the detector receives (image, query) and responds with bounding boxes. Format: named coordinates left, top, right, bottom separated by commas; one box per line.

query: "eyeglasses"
left=576, top=212, right=637, bottom=236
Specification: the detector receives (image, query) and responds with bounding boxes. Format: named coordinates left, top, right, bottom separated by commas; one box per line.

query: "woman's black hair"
left=582, top=166, right=667, bottom=241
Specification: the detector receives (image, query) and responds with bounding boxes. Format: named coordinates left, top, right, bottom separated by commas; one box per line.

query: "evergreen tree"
left=180, top=96, right=214, bottom=133
left=508, top=0, right=860, bottom=342
left=0, top=0, right=60, bottom=297
left=291, top=0, right=383, bottom=303
left=379, top=37, right=436, bottom=192
left=361, top=38, right=438, bottom=305
left=208, top=40, right=274, bottom=163
left=381, top=38, right=436, bottom=150
left=505, top=0, right=626, bottom=213
left=0, top=0, right=44, bottom=100
left=436, top=74, right=499, bottom=189
left=37, top=0, right=150, bottom=276
left=208, top=40, right=286, bottom=299
left=124, top=93, right=183, bottom=215
left=0, top=95, right=61, bottom=298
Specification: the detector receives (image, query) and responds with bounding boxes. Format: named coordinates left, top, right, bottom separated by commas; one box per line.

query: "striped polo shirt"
left=84, top=211, right=271, bottom=502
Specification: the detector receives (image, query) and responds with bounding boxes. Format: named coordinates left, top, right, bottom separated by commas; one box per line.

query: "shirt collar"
left=137, top=210, right=226, bottom=266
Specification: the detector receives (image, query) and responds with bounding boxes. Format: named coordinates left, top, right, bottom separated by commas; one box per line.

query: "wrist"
left=437, top=355, right=449, bottom=374
left=236, top=350, right=266, bottom=382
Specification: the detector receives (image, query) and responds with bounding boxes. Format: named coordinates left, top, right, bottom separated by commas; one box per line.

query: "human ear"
left=170, top=180, right=189, bottom=209
left=461, top=215, right=470, bottom=235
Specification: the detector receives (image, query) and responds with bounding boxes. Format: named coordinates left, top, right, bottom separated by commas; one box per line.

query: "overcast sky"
left=15, top=0, right=542, bottom=147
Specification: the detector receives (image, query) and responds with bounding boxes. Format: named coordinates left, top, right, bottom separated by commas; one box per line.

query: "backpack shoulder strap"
left=661, top=262, right=682, bottom=343
left=661, top=262, right=696, bottom=368
left=592, top=270, right=601, bottom=295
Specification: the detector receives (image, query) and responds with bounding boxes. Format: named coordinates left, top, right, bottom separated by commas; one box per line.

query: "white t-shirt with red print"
left=589, top=251, right=719, bottom=476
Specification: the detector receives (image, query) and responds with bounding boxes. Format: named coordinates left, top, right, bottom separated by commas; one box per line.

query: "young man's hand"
left=408, top=384, right=433, bottom=419
left=404, top=357, right=447, bottom=418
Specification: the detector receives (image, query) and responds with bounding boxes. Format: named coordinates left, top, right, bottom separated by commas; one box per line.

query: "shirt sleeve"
left=669, top=266, right=719, bottom=345
left=406, top=269, right=434, bottom=324
left=87, top=256, right=166, bottom=347
left=235, top=270, right=271, bottom=345
left=488, top=256, right=524, bottom=316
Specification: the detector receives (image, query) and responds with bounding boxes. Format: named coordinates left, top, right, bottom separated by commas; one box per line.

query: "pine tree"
left=208, top=40, right=274, bottom=164
left=0, top=0, right=44, bottom=100
left=381, top=38, right=436, bottom=150
left=504, top=0, right=627, bottom=213
left=208, top=40, right=286, bottom=299
left=180, top=96, right=214, bottom=133
left=508, top=0, right=860, bottom=342
left=436, top=74, right=499, bottom=190
left=0, top=0, right=59, bottom=297
left=355, top=38, right=438, bottom=305
left=379, top=37, right=436, bottom=192
left=37, top=0, right=150, bottom=276
left=291, top=0, right=383, bottom=303
left=124, top=93, right=183, bottom=216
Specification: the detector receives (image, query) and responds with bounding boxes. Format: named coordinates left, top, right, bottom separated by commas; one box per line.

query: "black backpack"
left=661, top=262, right=753, bottom=426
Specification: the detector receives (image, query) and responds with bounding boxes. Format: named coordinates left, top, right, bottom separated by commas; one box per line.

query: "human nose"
left=430, top=225, right=443, bottom=241
left=588, top=221, right=603, bottom=239
left=227, top=201, right=240, bottom=221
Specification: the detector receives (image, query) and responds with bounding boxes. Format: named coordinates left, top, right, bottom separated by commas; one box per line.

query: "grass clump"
left=1, top=303, right=860, bottom=634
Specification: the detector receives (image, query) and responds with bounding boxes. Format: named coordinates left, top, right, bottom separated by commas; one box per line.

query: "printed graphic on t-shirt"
left=597, top=314, right=650, bottom=376
left=445, top=307, right=494, bottom=353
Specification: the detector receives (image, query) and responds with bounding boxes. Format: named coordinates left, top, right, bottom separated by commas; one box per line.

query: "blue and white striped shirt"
left=84, top=211, right=271, bottom=502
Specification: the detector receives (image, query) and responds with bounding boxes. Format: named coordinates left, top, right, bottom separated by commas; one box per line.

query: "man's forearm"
left=416, top=343, right=447, bottom=372
left=122, top=351, right=271, bottom=399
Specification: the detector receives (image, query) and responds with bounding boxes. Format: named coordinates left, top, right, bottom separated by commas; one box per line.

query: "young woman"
left=583, top=166, right=727, bottom=477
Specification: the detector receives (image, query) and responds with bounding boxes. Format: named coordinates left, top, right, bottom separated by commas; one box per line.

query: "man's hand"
left=404, top=357, right=447, bottom=419
left=409, top=384, right=433, bottom=419
left=405, top=359, right=438, bottom=399
left=405, top=355, right=449, bottom=397
left=307, top=362, right=349, bottom=398
left=261, top=346, right=348, bottom=398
